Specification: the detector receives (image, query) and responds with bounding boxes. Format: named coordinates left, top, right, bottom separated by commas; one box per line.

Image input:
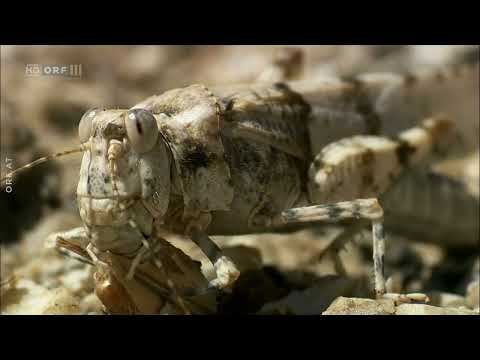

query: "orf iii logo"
left=67, top=64, right=82, bottom=77
left=25, top=64, right=82, bottom=78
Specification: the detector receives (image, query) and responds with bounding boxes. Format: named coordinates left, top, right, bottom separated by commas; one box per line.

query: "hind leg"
left=265, top=117, right=452, bottom=301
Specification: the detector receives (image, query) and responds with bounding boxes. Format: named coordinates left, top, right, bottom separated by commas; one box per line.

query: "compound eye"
left=79, top=108, right=98, bottom=143
left=125, top=108, right=159, bottom=153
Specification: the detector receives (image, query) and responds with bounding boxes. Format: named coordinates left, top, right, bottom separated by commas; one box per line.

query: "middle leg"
left=263, top=198, right=428, bottom=303
left=266, top=198, right=388, bottom=298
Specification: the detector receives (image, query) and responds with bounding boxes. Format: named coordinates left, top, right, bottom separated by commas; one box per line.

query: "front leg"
left=190, top=230, right=240, bottom=291
left=185, top=212, right=240, bottom=291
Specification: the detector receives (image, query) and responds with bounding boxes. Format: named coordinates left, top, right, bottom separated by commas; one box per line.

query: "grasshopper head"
left=76, top=108, right=171, bottom=236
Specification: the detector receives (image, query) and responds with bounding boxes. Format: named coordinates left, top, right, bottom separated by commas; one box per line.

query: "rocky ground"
left=0, top=45, right=478, bottom=315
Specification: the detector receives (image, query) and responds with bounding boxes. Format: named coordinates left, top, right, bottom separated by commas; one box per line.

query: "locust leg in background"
left=256, top=47, right=304, bottom=83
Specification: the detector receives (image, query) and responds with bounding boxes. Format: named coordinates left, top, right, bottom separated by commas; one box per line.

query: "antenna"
left=1, top=145, right=86, bottom=184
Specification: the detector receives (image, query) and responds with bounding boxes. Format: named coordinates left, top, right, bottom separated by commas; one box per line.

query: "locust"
left=2, top=48, right=478, bottom=314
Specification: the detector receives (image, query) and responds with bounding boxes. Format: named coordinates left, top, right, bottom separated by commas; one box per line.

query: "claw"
left=211, top=255, right=240, bottom=291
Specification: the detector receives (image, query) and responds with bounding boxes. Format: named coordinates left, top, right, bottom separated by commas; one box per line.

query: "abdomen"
left=381, top=169, right=479, bottom=249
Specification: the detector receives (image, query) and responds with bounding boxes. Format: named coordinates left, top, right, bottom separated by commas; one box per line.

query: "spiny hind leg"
left=307, top=116, right=454, bottom=279
left=308, top=116, right=453, bottom=205
left=292, top=117, right=452, bottom=301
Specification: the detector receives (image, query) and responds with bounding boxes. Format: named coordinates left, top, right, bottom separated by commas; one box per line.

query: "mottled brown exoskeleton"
left=3, top=49, right=478, bottom=314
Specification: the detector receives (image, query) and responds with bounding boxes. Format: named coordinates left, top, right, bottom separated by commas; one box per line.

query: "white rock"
left=466, top=281, right=479, bottom=310
left=323, top=297, right=396, bottom=315
left=396, top=304, right=478, bottom=315
left=79, top=293, right=104, bottom=314
left=261, top=276, right=362, bottom=315
left=1, top=278, right=79, bottom=315
left=1, top=278, right=52, bottom=315
left=42, top=289, right=81, bottom=315
left=428, top=292, right=467, bottom=308
left=59, top=266, right=94, bottom=295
